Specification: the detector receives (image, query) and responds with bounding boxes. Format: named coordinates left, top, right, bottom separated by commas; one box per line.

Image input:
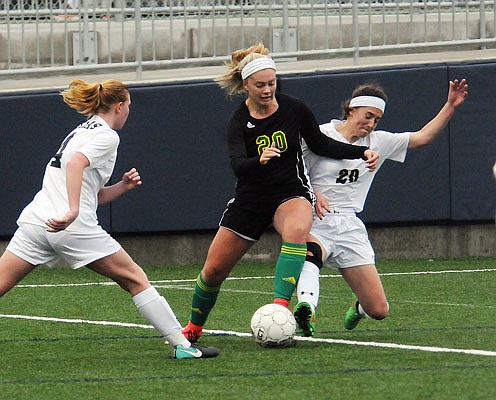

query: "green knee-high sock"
left=273, top=242, right=307, bottom=302
left=189, top=273, right=221, bottom=327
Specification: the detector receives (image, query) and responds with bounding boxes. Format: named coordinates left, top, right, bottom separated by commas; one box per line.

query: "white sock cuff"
left=358, top=303, right=369, bottom=318
left=167, top=331, right=190, bottom=348
left=302, top=260, right=320, bottom=275
left=132, top=286, right=160, bottom=308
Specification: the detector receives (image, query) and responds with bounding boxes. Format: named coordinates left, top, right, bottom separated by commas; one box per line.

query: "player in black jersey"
left=182, top=43, right=379, bottom=343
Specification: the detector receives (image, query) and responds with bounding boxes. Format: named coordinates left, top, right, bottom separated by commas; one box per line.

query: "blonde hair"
left=61, top=79, right=129, bottom=118
left=216, top=42, right=271, bottom=96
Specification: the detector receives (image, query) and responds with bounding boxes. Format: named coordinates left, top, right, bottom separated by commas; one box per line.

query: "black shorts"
left=219, top=187, right=314, bottom=241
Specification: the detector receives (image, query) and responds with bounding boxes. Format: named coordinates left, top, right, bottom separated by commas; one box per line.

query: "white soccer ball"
left=250, top=303, right=297, bottom=348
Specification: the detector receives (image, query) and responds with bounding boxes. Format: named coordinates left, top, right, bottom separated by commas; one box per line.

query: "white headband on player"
left=349, top=95, right=386, bottom=113
left=241, top=57, right=277, bottom=80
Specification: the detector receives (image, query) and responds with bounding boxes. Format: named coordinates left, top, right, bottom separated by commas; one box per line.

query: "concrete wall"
left=1, top=13, right=493, bottom=66
left=1, top=223, right=495, bottom=267
left=87, top=223, right=496, bottom=262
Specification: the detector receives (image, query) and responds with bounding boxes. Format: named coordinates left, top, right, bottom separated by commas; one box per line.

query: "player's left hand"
left=448, top=78, right=468, bottom=108
left=314, top=191, right=330, bottom=220
left=364, top=149, right=379, bottom=171
left=122, top=168, right=142, bottom=190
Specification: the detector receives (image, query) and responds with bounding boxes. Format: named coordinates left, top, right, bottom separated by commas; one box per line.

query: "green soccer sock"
left=189, top=273, right=221, bottom=327
left=273, top=242, right=307, bottom=302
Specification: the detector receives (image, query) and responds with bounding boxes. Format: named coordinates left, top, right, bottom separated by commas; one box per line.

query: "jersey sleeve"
left=373, top=130, right=410, bottom=163
left=301, top=138, right=317, bottom=179
left=80, top=128, right=120, bottom=168
left=298, top=101, right=368, bottom=160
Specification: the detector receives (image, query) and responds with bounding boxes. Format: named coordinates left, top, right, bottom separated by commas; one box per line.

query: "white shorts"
left=7, top=223, right=121, bottom=269
left=310, top=213, right=375, bottom=270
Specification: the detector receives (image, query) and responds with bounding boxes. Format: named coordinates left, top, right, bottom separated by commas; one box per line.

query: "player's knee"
left=366, top=300, right=389, bottom=320
left=286, top=225, right=310, bottom=243
left=306, top=241, right=323, bottom=269
left=200, top=266, right=228, bottom=286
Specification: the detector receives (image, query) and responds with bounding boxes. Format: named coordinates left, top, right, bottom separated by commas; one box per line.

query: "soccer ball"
left=250, top=303, right=297, bottom=348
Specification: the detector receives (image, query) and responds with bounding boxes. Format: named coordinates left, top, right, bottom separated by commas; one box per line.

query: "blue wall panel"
left=0, top=61, right=494, bottom=237
left=109, top=81, right=238, bottom=232
left=448, top=62, right=496, bottom=221
left=0, top=91, right=111, bottom=235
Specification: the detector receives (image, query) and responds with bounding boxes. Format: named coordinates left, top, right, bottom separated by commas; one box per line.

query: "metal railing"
left=1, top=1, right=495, bottom=78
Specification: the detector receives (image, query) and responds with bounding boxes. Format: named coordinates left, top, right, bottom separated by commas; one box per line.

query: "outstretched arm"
left=408, top=79, right=468, bottom=150
left=98, top=168, right=142, bottom=205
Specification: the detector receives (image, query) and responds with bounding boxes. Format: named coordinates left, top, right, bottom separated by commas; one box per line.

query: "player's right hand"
left=260, top=142, right=281, bottom=165
left=45, top=210, right=78, bottom=232
left=364, top=149, right=379, bottom=171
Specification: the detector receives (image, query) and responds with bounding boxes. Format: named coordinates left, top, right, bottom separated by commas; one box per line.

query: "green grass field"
left=1, top=257, right=495, bottom=399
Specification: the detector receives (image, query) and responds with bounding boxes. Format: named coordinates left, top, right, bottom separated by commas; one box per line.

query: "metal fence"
left=1, top=1, right=495, bottom=78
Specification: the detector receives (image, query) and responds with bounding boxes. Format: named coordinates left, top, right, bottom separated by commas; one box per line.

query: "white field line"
left=1, top=313, right=495, bottom=357
left=399, top=300, right=496, bottom=309
left=15, top=268, right=496, bottom=289
left=4, top=268, right=495, bottom=358
left=0, top=314, right=153, bottom=329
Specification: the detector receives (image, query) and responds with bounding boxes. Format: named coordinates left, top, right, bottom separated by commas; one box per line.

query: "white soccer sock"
left=296, top=261, right=320, bottom=311
left=357, top=302, right=369, bottom=318
left=133, top=286, right=190, bottom=348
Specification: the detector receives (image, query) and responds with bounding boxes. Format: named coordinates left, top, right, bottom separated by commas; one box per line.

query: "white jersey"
left=303, top=119, right=410, bottom=213
left=17, top=115, right=119, bottom=232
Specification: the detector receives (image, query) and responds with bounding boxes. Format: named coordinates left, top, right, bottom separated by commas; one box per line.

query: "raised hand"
left=447, top=79, right=468, bottom=108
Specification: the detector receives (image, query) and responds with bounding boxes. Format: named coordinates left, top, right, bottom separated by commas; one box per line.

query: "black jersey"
left=226, top=93, right=368, bottom=197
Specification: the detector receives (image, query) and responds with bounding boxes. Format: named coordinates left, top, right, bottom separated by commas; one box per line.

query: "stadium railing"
left=1, top=0, right=495, bottom=79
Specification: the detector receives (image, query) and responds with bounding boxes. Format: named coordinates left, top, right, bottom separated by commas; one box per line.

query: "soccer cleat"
left=293, top=301, right=316, bottom=337
left=344, top=294, right=364, bottom=330
left=182, top=321, right=203, bottom=343
left=173, top=344, right=220, bottom=359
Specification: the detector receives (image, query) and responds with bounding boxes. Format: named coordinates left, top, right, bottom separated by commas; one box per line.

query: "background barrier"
left=1, top=59, right=495, bottom=261
left=1, top=1, right=496, bottom=78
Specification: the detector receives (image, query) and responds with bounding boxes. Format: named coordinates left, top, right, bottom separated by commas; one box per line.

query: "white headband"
left=349, top=95, right=386, bottom=113
left=241, top=57, right=277, bottom=80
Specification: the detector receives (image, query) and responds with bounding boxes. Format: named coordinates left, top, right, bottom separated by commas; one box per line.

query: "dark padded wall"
left=448, top=62, right=496, bottom=221
left=0, top=61, right=494, bottom=237
left=110, top=81, right=238, bottom=232
left=0, top=92, right=111, bottom=235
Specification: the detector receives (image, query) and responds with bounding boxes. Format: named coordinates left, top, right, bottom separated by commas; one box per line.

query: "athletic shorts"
left=219, top=188, right=314, bottom=241
left=7, top=223, right=121, bottom=269
left=310, top=212, right=375, bottom=269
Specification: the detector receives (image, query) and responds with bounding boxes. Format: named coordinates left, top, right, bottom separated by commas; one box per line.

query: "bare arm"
left=98, top=168, right=142, bottom=205
left=46, top=152, right=89, bottom=232
left=408, top=79, right=468, bottom=150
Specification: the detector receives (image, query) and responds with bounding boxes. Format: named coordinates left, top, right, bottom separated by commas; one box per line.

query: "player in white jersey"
left=0, top=79, right=218, bottom=359
left=293, top=79, right=468, bottom=336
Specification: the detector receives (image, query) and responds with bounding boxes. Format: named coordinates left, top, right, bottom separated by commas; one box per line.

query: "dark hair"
left=341, top=83, right=388, bottom=119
